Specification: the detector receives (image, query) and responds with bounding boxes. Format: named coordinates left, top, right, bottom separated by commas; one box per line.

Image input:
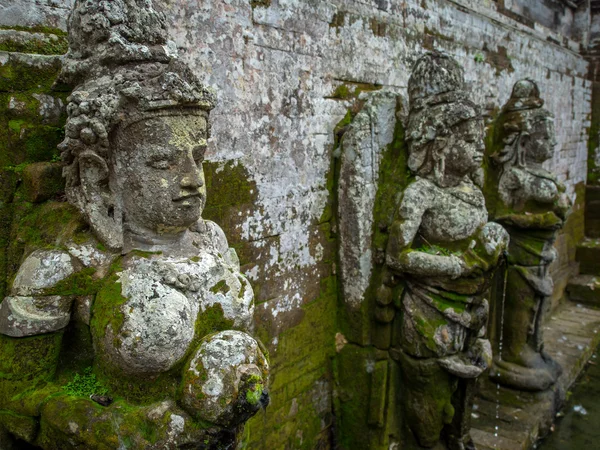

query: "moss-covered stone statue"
left=486, top=79, right=571, bottom=391
left=384, top=52, right=509, bottom=449
left=0, top=1, right=269, bottom=448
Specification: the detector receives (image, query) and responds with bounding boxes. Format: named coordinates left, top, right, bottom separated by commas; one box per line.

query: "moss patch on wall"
left=242, top=275, right=337, bottom=449
left=203, top=160, right=258, bottom=263
left=0, top=49, right=69, bottom=300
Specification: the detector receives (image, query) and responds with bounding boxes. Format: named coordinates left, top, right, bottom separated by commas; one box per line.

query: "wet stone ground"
left=536, top=351, right=600, bottom=449
left=471, top=302, right=600, bottom=450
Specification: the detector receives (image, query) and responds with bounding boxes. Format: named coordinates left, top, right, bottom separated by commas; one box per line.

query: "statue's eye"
left=149, top=159, right=170, bottom=169
left=193, top=141, right=207, bottom=163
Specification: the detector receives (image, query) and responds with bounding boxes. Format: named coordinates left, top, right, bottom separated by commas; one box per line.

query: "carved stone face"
left=114, top=113, right=208, bottom=235
left=526, top=118, right=556, bottom=164
left=443, top=118, right=485, bottom=178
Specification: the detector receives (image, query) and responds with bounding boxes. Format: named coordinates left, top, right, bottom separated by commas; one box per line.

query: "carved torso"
left=419, top=179, right=488, bottom=243
left=498, top=166, right=560, bottom=211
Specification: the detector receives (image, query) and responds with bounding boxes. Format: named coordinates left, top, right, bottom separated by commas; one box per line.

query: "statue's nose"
left=180, top=173, right=202, bottom=188
left=180, top=153, right=203, bottom=188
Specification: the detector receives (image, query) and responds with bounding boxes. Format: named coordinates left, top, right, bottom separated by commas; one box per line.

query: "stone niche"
left=0, top=1, right=268, bottom=449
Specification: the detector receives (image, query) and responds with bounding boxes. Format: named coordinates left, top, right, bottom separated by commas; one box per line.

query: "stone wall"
left=0, top=0, right=593, bottom=448
left=0, top=0, right=73, bottom=30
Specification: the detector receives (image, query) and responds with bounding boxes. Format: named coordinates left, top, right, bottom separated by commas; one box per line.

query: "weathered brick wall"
left=2, top=0, right=593, bottom=448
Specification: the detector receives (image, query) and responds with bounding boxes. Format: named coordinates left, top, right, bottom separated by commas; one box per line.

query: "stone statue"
left=0, top=1, right=268, bottom=448
left=487, top=79, right=571, bottom=391
left=384, top=52, right=508, bottom=449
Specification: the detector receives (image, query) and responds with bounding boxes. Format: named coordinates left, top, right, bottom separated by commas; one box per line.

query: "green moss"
left=328, top=82, right=382, bottom=101
left=0, top=36, right=68, bottom=55
left=63, top=367, right=108, bottom=397
left=193, top=304, right=234, bottom=345
left=0, top=56, right=62, bottom=92
left=0, top=25, right=67, bottom=36
left=7, top=120, right=24, bottom=132
left=245, top=383, right=263, bottom=405
left=6, top=202, right=86, bottom=285
left=209, top=279, right=230, bottom=295
left=243, top=275, right=337, bottom=450
left=128, top=249, right=162, bottom=259
left=202, top=160, right=258, bottom=257
left=0, top=410, right=38, bottom=443
left=42, top=267, right=103, bottom=296
left=0, top=332, right=63, bottom=416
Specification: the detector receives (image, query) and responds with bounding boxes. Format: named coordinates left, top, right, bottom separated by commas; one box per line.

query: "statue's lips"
left=172, top=193, right=202, bottom=204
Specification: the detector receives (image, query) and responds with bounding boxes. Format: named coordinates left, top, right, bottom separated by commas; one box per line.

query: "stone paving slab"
left=471, top=302, right=600, bottom=450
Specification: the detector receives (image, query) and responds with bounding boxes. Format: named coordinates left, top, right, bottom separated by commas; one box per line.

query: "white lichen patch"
left=68, top=241, right=115, bottom=271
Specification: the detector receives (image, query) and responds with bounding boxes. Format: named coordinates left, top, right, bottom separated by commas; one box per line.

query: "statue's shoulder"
left=399, top=177, right=437, bottom=210
left=190, top=220, right=240, bottom=269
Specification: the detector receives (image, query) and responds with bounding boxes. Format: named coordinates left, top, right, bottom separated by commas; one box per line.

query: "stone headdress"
left=491, top=79, right=553, bottom=167
left=406, top=51, right=480, bottom=176
left=57, top=0, right=216, bottom=249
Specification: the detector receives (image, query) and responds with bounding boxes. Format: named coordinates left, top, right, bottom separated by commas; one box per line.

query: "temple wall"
left=0, top=0, right=592, bottom=448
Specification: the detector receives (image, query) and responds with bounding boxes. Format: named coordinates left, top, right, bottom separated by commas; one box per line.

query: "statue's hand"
left=437, top=338, right=492, bottom=379
left=555, top=192, right=571, bottom=220
left=479, top=222, right=509, bottom=257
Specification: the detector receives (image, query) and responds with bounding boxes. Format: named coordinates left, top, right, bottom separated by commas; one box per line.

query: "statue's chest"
left=420, top=192, right=487, bottom=242
left=93, top=253, right=253, bottom=375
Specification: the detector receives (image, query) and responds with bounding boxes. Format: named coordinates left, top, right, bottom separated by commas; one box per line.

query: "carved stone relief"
left=486, top=79, right=571, bottom=391
left=0, top=1, right=268, bottom=448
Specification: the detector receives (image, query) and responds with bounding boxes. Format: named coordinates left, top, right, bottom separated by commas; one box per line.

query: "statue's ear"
left=432, top=136, right=447, bottom=157
left=431, top=137, right=447, bottom=185
left=78, top=151, right=123, bottom=251
left=516, top=132, right=529, bottom=166
left=79, top=151, right=109, bottom=199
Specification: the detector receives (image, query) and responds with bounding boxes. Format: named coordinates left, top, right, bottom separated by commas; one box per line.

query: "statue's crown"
left=503, top=79, right=544, bottom=112
left=408, top=51, right=465, bottom=108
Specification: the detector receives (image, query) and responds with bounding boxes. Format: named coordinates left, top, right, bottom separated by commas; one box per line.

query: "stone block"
left=576, top=238, right=600, bottom=275
left=585, top=186, right=600, bottom=237
left=22, top=162, right=64, bottom=203
left=566, top=274, right=600, bottom=307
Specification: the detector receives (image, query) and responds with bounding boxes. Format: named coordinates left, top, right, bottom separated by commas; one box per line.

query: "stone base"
left=470, top=301, right=600, bottom=449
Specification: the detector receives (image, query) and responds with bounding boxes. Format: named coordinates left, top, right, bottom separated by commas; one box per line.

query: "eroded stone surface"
left=11, top=249, right=75, bottom=296
left=338, top=92, right=398, bottom=308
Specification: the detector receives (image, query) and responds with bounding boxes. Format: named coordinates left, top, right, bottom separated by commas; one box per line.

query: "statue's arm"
left=0, top=249, right=77, bottom=337
left=386, top=182, right=464, bottom=279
